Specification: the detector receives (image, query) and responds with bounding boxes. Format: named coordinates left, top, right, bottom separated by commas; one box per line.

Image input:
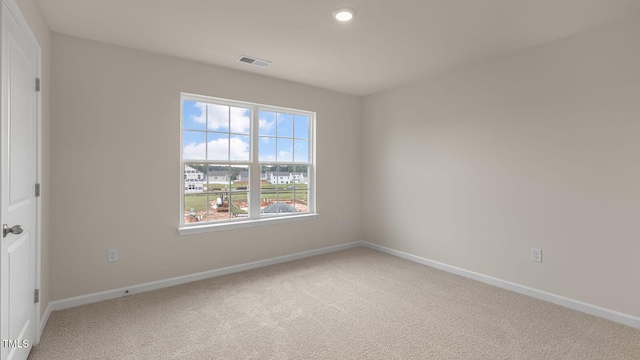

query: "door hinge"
left=35, top=78, right=41, bottom=92
left=34, top=289, right=40, bottom=303
left=35, top=183, right=41, bottom=197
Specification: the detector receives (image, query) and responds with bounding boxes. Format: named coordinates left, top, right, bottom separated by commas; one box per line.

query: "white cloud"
left=278, top=150, right=292, bottom=162
left=259, top=118, right=275, bottom=134
left=183, top=142, right=206, bottom=160
left=229, top=137, right=250, bottom=160
left=183, top=137, right=249, bottom=161
left=190, top=103, right=207, bottom=126
left=206, top=104, right=229, bottom=131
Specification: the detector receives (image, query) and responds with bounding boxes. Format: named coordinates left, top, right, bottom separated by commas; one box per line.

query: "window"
left=180, top=93, right=316, bottom=233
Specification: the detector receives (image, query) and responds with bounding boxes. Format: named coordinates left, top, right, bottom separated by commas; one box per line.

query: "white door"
left=1, top=1, right=39, bottom=360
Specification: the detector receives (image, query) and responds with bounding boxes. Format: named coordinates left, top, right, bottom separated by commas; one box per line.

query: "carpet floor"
left=28, top=247, right=640, bottom=359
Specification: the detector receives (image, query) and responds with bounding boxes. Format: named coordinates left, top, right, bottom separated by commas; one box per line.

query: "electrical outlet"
left=108, top=248, right=119, bottom=263
left=337, top=219, right=343, bottom=228
left=531, top=248, right=542, bottom=263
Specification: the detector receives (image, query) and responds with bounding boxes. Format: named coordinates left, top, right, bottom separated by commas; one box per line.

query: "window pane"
left=261, top=165, right=277, bottom=188
left=230, top=165, right=250, bottom=219
left=294, top=115, right=309, bottom=139
left=292, top=165, right=309, bottom=185
left=260, top=190, right=278, bottom=217
left=260, top=165, right=277, bottom=216
left=294, top=187, right=308, bottom=213
left=277, top=138, right=293, bottom=162
left=230, top=135, right=250, bottom=161
left=184, top=193, right=207, bottom=224
left=207, top=133, right=229, bottom=161
left=183, top=100, right=206, bottom=131
left=294, top=140, right=309, bottom=163
left=277, top=174, right=296, bottom=213
left=276, top=164, right=293, bottom=189
left=231, top=165, right=250, bottom=191
left=277, top=113, right=293, bottom=137
left=184, top=163, right=207, bottom=190
left=207, top=104, right=229, bottom=132
left=230, top=107, right=250, bottom=135
left=259, top=137, right=276, bottom=162
left=230, top=192, right=249, bottom=218
left=209, top=192, right=231, bottom=221
left=258, top=165, right=297, bottom=216
left=259, top=111, right=276, bottom=136
left=183, top=131, right=206, bottom=160
left=207, top=165, right=230, bottom=189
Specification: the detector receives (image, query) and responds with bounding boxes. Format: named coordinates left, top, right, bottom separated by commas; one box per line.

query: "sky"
left=183, top=100, right=310, bottom=163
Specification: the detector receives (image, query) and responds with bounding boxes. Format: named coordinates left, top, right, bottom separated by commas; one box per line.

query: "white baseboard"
left=38, top=302, right=52, bottom=342
left=361, top=241, right=640, bottom=330
left=49, top=241, right=362, bottom=312
left=44, top=240, right=639, bottom=333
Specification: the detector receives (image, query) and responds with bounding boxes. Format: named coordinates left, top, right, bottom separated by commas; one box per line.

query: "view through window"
left=181, top=94, right=314, bottom=227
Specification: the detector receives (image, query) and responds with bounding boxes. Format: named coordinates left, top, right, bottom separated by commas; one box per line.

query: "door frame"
left=0, top=0, right=42, bottom=347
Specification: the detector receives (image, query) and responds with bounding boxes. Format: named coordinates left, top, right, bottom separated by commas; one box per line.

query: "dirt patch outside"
left=184, top=199, right=308, bottom=223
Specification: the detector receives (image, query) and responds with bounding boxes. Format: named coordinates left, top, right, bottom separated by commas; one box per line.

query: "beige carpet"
left=29, top=247, right=640, bottom=359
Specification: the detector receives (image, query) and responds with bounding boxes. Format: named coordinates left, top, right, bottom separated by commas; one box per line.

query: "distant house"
left=184, top=165, right=204, bottom=193
left=236, top=171, right=249, bottom=182
left=184, top=166, right=233, bottom=193
left=262, top=172, right=307, bottom=185
left=208, top=170, right=229, bottom=184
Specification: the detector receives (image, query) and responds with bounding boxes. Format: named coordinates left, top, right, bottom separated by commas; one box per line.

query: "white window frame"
left=178, top=93, right=317, bottom=235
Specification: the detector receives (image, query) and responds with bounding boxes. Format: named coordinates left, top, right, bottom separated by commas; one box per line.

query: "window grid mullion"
left=226, top=106, right=230, bottom=162
left=249, top=105, right=261, bottom=219
left=205, top=105, right=209, bottom=163
left=205, top=166, right=210, bottom=221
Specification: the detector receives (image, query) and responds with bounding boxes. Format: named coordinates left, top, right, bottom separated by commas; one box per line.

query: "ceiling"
left=37, top=0, right=640, bottom=96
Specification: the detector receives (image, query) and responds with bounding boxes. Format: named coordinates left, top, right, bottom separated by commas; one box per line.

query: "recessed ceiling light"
left=333, top=8, right=355, bottom=22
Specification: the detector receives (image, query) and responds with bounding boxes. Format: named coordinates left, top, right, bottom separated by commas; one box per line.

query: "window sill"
left=178, top=213, right=319, bottom=235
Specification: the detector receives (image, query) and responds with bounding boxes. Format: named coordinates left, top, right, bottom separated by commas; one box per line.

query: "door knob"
left=2, top=224, right=23, bottom=238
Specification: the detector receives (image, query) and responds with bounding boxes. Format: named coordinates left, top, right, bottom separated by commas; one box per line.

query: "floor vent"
left=237, top=55, right=271, bottom=68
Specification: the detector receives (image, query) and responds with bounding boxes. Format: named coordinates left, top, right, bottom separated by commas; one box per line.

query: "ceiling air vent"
left=237, top=55, right=271, bottom=68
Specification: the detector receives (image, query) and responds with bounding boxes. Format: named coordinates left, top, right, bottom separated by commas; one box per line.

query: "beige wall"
left=362, top=14, right=640, bottom=317
left=15, top=0, right=52, bottom=321
left=18, top=0, right=640, bottom=321
left=50, top=33, right=361, bottom=300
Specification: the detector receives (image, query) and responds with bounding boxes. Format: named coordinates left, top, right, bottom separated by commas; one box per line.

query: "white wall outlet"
left=531, top=248, right=542, bottom=263
left=108, top=248, right=119, bottom=263
left=337, top=219, right=343, bottom=228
